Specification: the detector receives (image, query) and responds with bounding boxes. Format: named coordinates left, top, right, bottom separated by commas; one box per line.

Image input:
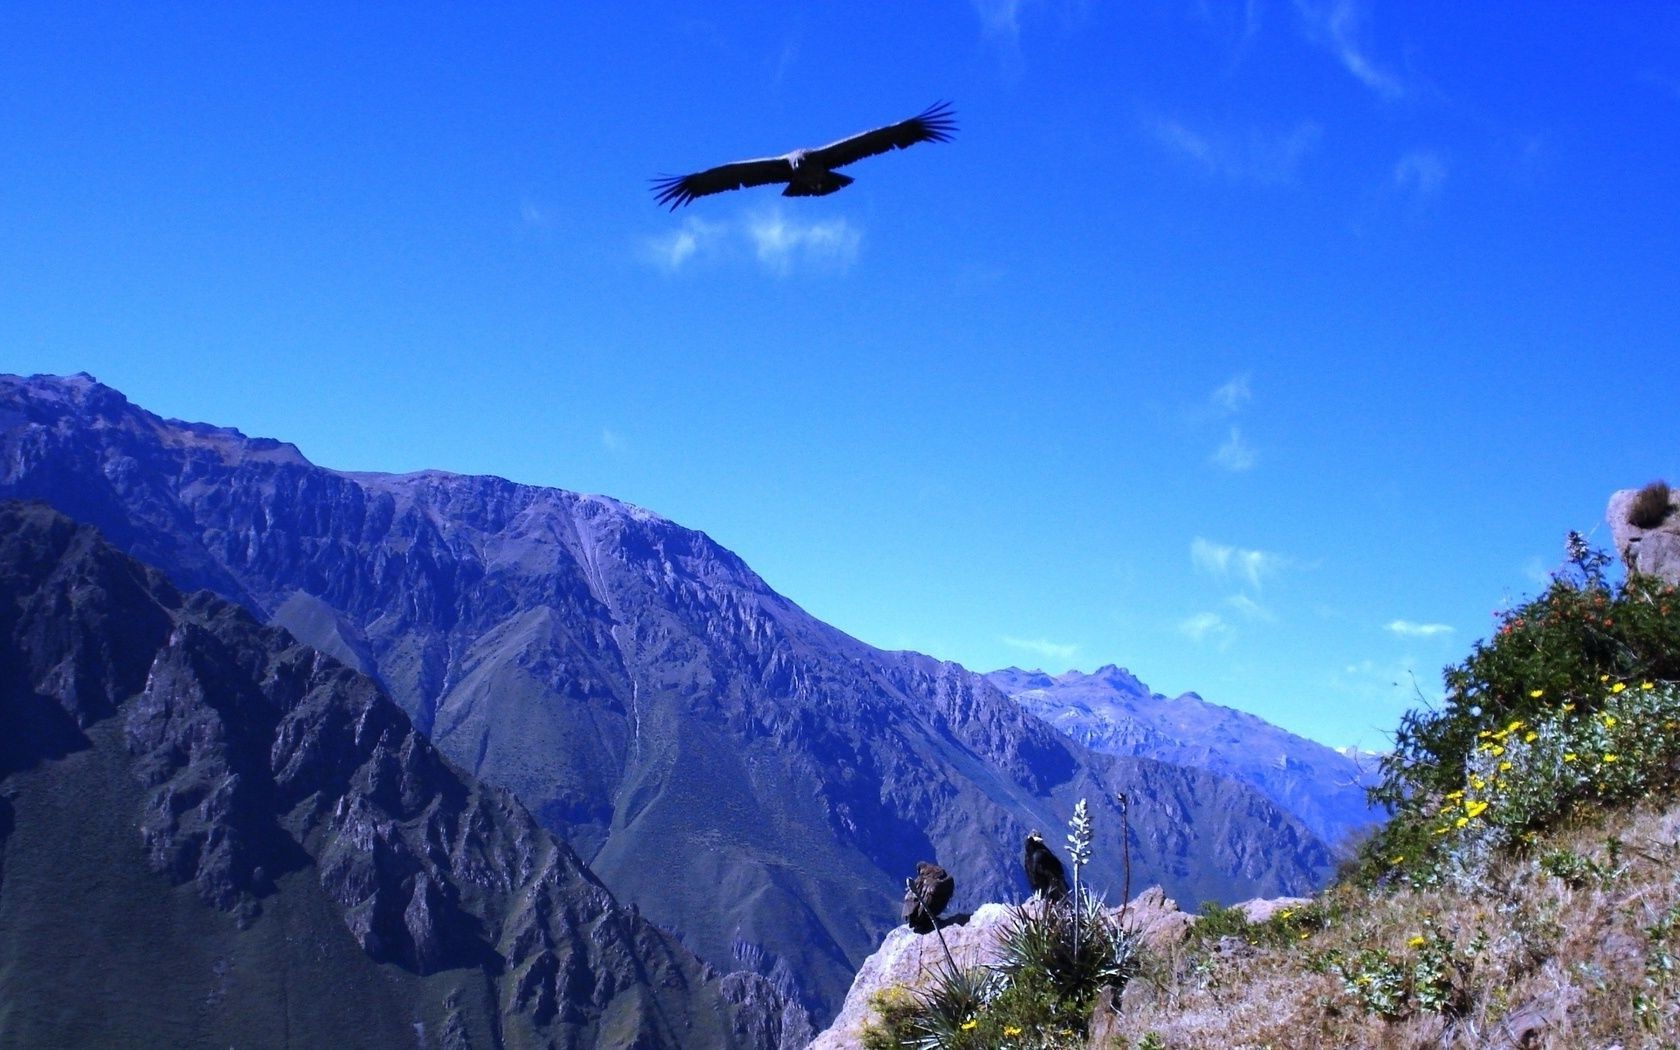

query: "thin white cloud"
left=1294, top=0, right=1406, bottom=101
left=1179, top=611, right=1230, bottom=644
left=973, top=0, right=1027, bottom=38
left=747, top=209, right=862, bottom=275
left=643, top=216, right=726, bottom=272
left=520, top=199, right=553, bottom=229
left=1002, top=635, right=1080, bottom=662
left=642, top=209, right=859, bottom=276
left=1211, top=373, right=1253, bottom=413
left=1393, top=149, right=1447, bottom=200
left=1385, top=619, right=1451, bottom=638
left=1148, top=116, right=1322, bottom=186
left=1226, top=593, right=1276, bottom=623
left=601, top=428, right=626, bottom=453
left=1211, top=426, right=1258, bottom=472
left=1192, top=537, right=1285, bottom=590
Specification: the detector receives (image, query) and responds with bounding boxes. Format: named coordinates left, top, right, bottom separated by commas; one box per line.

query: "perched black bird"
left=1023, top=831, right=1069, bottom=902
left=901, top=861, right=955, bottom=934
left=652, top=102, right=956, bottom=210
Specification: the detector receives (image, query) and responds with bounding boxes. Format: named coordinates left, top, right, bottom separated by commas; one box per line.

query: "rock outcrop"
left=810, top=886, right=1248, bottom=1049
left=0, top=501, right=799, bottom=1048
left=1610, top=483, right=1680, bottom=586
left=1, top=372, right=1338, bottom=1022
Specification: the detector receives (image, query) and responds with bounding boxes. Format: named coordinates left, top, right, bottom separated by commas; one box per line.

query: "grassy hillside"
left=860, top=535, right=1680, bottom=1048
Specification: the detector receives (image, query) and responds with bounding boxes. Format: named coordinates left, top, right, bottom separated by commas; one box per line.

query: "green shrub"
left=1362, top=534, right=1680, bottom=884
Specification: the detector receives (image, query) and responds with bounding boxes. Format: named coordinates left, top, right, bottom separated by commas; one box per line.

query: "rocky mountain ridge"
left=0, top=372, right=1337, bottom=1022
left=0, top=500, right=801, bottom=1048
left=986, top=665, right=1385, bottom=847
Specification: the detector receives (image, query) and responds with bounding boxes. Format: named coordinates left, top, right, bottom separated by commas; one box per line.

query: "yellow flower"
left=1470, top=775, right=1487, bottom=790
left=1390, top=855, right=1405, bottom=864
left=1408, top=935, right=1427, bottom=948
left=1004, top=1026, right=1023, bottom=1037
left=1499, top=761, right=1513, bottom=772
left=961, top=1019, right=978, bottom=1031
left=1643, top=681, right=1656, bottom=691
left=1602, top=714, right=1619, bottom=728
left=1445, top=789, right=1465, bottom=801
left=1601, top=674, right=1611, bottom=683
left=1564, top=752, right=1579, bottom=762
left=1604, top=753, right=1619, bottom=763
left=1466, top=799, right=1489, bottom=818
left=1562, top=702, right=1576, bottom=713
left=1490, top=745, right=1506, bottom=756
left=1300, top=932, right=1310, bottom=939
left=1612, top=682, right=1627, bottom=694
left=1455, top=816, right=1470, bottom=828
left=1529, top=688, right=1545, bottom=698
left=1523, top=731, right=1537, bottom=743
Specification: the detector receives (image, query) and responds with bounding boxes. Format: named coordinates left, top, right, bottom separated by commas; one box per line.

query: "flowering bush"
left=1364, top=535, right=1680, bottom=882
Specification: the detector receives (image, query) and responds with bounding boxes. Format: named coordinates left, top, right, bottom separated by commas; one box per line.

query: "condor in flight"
left=652, top=102, right=956, bottom=210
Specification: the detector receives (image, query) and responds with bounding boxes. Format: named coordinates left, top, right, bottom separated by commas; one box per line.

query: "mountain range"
left=0, top=372, right=1337, bottom=1025
left=987, top=666, right=1386, bottom=847
left=0, top=500, right=798, bottom=1048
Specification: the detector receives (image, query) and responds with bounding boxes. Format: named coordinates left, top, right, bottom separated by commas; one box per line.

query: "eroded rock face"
left=1, top=372, right=1337, bottom=1023
left=0, top=501, right=800, bottom=1048
left=1609, top=486, right=1680, bottom=586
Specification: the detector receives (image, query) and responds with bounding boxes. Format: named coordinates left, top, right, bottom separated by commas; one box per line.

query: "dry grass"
left=1102, top=798, right=1680, bottom=1049
left=1629, top=480, right=1673, bottom=529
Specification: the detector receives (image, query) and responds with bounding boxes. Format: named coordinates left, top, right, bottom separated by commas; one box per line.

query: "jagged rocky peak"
left=0, top=500, right=804, bottom=1048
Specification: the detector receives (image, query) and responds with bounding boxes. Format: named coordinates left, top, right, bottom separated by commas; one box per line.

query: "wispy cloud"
left=601, top=428, right=626, bottom=453
left=1192, top=537, right=1285, bottom=590
left=643, top=216, right=727, bottom=271
left=1294, top=0, right=1406, bottom=101
left=973, top=0, right=1028, bottom=39
left=1211, top=426, right=1258, bottom=472
left=1386, top=619, right=1451, bottom=638
left=1211, top=373, right=1253, bottom=413
left=520, top=199, right=554, bottom=229
left=1179, top=611, right=1230, bottom=644
left=1147, top=116, right=1322, bottom=186
left=1226, top=593, right=1276, bottom=622
left=643, top=209, right=860, bottom=276
left=747, top=209, right=862, bottom=275
left=1392, top=149, right=1447, bottom=201
left=1002, top=635, right=1080, bottom=662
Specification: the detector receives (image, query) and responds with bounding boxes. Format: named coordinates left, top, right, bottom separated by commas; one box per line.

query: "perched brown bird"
left=652, top=102, right=956, bottom=210
left=901, top=861, right=955, bottom=934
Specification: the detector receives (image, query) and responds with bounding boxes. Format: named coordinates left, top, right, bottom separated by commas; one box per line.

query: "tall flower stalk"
left=1067, top=798, right=1093, bottom=961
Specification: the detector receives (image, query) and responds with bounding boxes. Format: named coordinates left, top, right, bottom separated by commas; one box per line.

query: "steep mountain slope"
left=988, top=666, right=1384, bottom=847
left=0, top=500, right=798, bottom=1048
left=0, top=373, right=1336, bottom=1020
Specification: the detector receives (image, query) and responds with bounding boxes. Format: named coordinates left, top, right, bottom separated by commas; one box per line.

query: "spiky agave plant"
left=995, top=893, right=1139, bottom=1007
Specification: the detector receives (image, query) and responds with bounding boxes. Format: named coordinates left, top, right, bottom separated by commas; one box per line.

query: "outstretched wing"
left=806, top=101, right=956, bottom=171
left=651, top=156, right=794, bottom=210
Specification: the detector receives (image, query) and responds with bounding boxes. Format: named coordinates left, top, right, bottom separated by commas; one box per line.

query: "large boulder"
left=1609, top=484, right=1680, bottom=586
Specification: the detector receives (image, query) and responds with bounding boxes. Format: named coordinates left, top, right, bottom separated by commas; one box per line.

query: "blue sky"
left=4, top=2, right=1677, bottom=750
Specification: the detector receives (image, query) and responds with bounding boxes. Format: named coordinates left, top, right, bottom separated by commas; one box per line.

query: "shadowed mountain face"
left=0, top=373, right=1337, bottom=1021
left=0, top=501, right=799, bottom=1049
left=987, top=666, right=1387, bottom=848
